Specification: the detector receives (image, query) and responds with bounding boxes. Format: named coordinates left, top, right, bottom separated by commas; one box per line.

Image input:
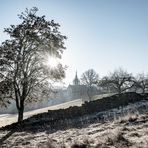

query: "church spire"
left=73, top=71, right=80, bottom=85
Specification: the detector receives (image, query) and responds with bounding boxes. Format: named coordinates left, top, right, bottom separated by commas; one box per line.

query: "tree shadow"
left=0, top=130, right=15, bottom=146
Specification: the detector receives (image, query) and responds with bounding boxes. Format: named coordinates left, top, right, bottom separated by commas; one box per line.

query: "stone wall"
left=46, top=92, right=144, bottom=120
left=1, top=92, right=147, bottom=131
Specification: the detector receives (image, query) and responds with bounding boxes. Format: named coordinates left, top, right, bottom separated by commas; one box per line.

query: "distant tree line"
left=81, top=68, right=148, bottom=100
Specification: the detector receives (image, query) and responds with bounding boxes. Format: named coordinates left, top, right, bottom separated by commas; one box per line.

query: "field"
left=0, top=94, right=148, bottom=148
left=0, top=99, right=83, bottom=128
left=0, top=93, right=113, bottom=128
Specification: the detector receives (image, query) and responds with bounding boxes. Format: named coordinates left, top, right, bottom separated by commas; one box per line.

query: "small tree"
left=99, top=68, right=134, bottom=94
left=0, top=7, right=66, bottom=122
left=81, top=69, right=99, bottom=101
left=134, top=73, right=148, bottom=94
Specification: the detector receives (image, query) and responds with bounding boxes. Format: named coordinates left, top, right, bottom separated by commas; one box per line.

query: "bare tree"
left=0, top=7, right=66, bottom=122
left=81, top=69, right=99, bottom=101
left=134, top=73, right=148, bottom=94
left=99, top=68, right=134, bottom=94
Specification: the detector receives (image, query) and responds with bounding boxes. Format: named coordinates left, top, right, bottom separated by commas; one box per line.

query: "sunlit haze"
left=47, top=56, right=59, bottom=68
left=0, top=0, right=148, bottom=86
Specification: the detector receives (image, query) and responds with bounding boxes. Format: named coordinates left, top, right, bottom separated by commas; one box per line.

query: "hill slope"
left=0, top=99, right=83, bottom=128
left=0, top=92, right=148, bottom=148
left=0, top=93, right=113, bottom=127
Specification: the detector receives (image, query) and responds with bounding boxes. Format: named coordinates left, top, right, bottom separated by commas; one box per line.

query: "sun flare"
left=47, top=56, right=59, bottom=68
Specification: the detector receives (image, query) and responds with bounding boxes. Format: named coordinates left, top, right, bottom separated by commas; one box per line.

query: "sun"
left=47, top=56, right=59, bottom=68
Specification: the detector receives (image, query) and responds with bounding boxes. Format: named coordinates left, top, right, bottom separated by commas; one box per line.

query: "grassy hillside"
left=0, top=93, right=148, bottom=148
left=0, top=99, right=83, bottom=128
left=0, top=93, right=113, bottom=128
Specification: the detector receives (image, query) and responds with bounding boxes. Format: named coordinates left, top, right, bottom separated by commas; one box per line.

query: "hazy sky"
left=0, top=0, right=148, bottom=85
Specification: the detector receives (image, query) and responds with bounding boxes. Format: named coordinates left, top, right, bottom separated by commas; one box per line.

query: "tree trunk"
left=17, top=100, right=24, bottom=123
left=18, top=108, right=24, bottom=123
left=142, top=87, right=145, bottom=94
left=118, top=87, right=122, bottom=94
left=87, top=87, right=92, bottom=101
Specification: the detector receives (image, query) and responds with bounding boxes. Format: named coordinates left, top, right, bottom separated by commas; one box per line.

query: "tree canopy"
left=134, top=73, right=148, bottom=93
left=0, top=7, right=67, bottom=122
left=81, top=69, right=99, bottom=100
left=99, top=68, right=134, bottom=94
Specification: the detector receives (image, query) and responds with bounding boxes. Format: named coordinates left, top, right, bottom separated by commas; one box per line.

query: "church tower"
left=73, top=71, right=80, bottom=85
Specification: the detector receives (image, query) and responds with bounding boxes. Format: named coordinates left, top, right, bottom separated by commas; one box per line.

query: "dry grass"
left=105, top=128, right=132, bottom=147
left=0, top=100, right=148, bottom=148
left=113, top=111, right=139, bottom=124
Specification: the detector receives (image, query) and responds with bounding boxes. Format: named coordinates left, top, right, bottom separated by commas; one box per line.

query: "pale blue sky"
left=0, top=0, right=148, bottom=85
